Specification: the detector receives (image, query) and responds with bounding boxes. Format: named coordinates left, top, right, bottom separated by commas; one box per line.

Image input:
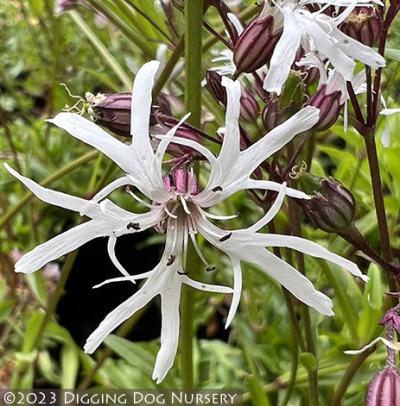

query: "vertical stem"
left=364, top=133, right=393, bottom=264
left=179, top=0, right=203, bottom=390
left=184, top=0, right=203, bottom=127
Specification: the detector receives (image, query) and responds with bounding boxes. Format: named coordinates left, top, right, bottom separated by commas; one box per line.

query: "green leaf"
left=22, top=311, right=44, bottom=353
left=247, top=375, right=271, bottom=406
left=37, top=351, right=60, bottom=385
left=385, top=48, right=400, bottom=61
left=61, top=344, right=80, bottom=389
left=365, top=264, right=383, bottom=311
left=26, top=273, right=48, bottom=306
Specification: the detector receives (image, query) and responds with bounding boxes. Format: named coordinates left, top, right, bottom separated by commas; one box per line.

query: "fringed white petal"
left=225, top=258, right=242, bottom=328
left=152, top=288, right=181, bottom=383
left=92, top=270, right=155, bottom=289
left=246, top=182, right=287, bottom=232
left=183, top=277, right=233, bottom=294
left=84, top=279, right=157, bottom=354
left=263, top=6, right=302, bottom=95
left=15, top=220, right=112, bottom=274
left=240, top=107, right=319, bottom=177
left=5, top=163, right=99, bottom=217
left=47, top=113, right=136, bottom=175
left=130, top=60, right=160, bottom=154
left=253, top=234, right=367, bottom=281
left=107, top=234, right=136, bottom=284
left=297, top=15, right=355, bottom=81
left=244, top=179, right=310, bottom=200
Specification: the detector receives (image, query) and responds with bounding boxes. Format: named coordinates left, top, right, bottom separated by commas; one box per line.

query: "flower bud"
left=300, top=175, right=356, bottom=233
left=340, top=7, right=381, bottom=47
left=164, top=167, right=199, bottom=195
left=240, top=88, right=259, bottom=122
left=206, top=70, right=259, bottom=122
left=233, top=15, right=280, bottom=77
left=307, top=85, right=342, bottom=131
left=206, top=70, right=227, bottom=105
left=90, top=93, right=132, bottom=137
left=90, top=92, right=173, bottom=137
left=366, top=367, right=400, bottom=406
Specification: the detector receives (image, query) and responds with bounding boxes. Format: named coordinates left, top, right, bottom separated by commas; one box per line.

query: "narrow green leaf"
left=61, top=344, right=80, bottom=389
left=247, top=375, right=271, bottom=406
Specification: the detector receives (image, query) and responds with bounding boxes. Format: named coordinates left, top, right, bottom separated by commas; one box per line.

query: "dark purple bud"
left=90, top=92, right=173, bottom=137
left=164, top=167, right=199, bottom=195
left=233, top=15, right=281, bottom=77
left=90, top=93, right=132, bottom=137
left=206, top=70, right=227, bottom=105
left=340, top=7, right=382, bottom=47
left=206, top=70, right=259, bottom=122
left=300, top=175, right=356, bottom=233
left=367, top=367, right=400, bottom=406
left=262, top=99, right=293, bottom=131
left=307, top=85, right=342, bottom=131
left=240, top=88, right=259, bottom=122
left=262, top=101, right=279, bottom=132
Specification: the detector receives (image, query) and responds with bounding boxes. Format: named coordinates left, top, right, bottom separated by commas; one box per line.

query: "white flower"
left=6, top=61, right=367, bottom=383
left=261, top=0, right=385, bottom=95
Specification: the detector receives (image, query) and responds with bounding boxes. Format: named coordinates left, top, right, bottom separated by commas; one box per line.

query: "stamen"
left=165, top=206, right=178, bottom=219
left=212, top=186, right=223, bottom=192
left=204, top=211, right=238, bottom=220
left=125, top=186, right=156, bottom=209
left=167, top=254, right=176, bottom=266
left=206, top=266, right=216, bottom=272
left=189, top=232, right=210, bottom=267
left=180, top=195, right=191, bottom=215
left=127, top=222, right=141, bottom=230
left=178, top=270, right=190, bottom=275
left=219, top=232, right=232, bottom=242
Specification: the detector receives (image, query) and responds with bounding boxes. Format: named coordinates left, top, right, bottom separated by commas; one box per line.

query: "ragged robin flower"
left=5, top=61, right=367, bottom=383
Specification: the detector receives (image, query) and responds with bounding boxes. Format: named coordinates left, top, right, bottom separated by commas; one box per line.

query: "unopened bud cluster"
left=233, top=14, right=280, bottom=77
left=340, top=7, right=381, bottom=47
left=307, top=85, right=342, bottom=132
left=300, top=175, right=356, bottom=233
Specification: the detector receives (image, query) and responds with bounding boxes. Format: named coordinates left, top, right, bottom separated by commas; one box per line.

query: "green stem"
left=0, top=150, right=99, bottom=230
left=179, top=0, right=203, bottom=390
left=69, top=11, right=132, bottom=90
left=184, top=0, right=203, bottom=127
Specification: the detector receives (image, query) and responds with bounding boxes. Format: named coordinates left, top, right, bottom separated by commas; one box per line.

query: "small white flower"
left=6, top=61, right=367, bottom=383
left=261, top=0, right=385, bottom=95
